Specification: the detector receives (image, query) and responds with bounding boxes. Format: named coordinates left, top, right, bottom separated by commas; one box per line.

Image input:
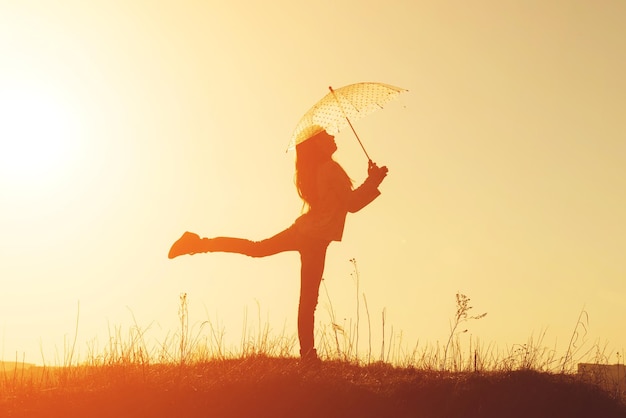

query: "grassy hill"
left=2, top=356, right=624, bottom=418
left=2, top=294, right=623, bottom=417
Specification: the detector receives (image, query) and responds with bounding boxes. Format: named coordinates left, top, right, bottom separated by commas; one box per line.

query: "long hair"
left=295, top=131, right=351, bottom=212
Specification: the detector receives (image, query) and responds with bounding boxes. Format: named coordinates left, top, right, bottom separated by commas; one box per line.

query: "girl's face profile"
left=315, top=131, right=337, bottom=157
left=297, top=130, right=337, bottom=158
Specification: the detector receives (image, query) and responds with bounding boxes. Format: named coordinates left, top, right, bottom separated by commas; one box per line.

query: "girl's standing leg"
left=297, top=241, right=328, bottom=361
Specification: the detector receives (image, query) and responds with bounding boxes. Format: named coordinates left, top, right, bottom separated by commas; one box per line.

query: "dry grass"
left=1, top=356, right=625, bottom=418
left=1, top=291, right=624, bottom=417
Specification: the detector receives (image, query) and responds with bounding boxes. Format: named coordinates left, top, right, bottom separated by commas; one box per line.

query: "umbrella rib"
left=339, top=93, right=363, bottom=115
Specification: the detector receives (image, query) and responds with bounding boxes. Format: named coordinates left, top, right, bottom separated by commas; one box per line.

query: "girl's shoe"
left=168, top=232, right=201, bottom=259
left=299, top=348, right=321, bottom=367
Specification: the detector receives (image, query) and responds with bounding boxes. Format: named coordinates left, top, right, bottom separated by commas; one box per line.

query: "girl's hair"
left=295, top=131, right=351, bottom=211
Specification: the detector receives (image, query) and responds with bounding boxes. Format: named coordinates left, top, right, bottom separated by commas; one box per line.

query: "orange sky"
left=1, top=0, right=625, bottom=365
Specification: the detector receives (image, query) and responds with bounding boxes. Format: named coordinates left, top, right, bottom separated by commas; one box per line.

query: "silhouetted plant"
left=178, top=293, right=189, bottom=365
left=561, top=307, right=590, bottom=373
left=442, top=293, right=487, bottom=371
left=349, top=258, right=361, bottom=363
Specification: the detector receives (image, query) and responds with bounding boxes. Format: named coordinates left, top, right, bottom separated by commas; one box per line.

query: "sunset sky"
left=1, top=0, right=625, bottom=365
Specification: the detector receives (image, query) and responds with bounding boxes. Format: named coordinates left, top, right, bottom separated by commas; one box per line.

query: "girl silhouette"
left=168, top=128, right=388, bottom=363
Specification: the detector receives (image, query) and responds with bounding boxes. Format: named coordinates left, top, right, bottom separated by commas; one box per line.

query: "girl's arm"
left=346, top=161, right=388, bottom=213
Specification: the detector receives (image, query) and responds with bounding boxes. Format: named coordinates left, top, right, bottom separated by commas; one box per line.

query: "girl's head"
left=295, top=129, right=349, bottom=210
left=295, top=129, right=337, bottom=160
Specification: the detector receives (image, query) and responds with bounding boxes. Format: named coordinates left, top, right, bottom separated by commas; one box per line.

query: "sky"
left=1, top=0, right=625, bottom=366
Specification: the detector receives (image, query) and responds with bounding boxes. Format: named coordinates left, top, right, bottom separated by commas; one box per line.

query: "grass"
left=1, top=286, right=625, bottom=417
left=1, top=356, right=625, bottom=418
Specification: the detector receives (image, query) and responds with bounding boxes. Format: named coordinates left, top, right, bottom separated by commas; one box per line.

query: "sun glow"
left=0, top=86, right=81, bottom=191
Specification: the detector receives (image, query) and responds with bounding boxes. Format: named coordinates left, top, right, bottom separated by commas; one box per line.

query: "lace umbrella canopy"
left=288, top=82, right=407, bottom=160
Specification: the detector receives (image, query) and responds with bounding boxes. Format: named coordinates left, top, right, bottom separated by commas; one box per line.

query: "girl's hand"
left=368, top=160, right=389, bottom=186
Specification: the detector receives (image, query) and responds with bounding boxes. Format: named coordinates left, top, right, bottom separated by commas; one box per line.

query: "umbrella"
left=288, top=82, right=407, bottom=160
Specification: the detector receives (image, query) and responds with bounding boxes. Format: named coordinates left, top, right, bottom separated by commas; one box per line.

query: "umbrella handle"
left=329, top=86, right=372, bottom=161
